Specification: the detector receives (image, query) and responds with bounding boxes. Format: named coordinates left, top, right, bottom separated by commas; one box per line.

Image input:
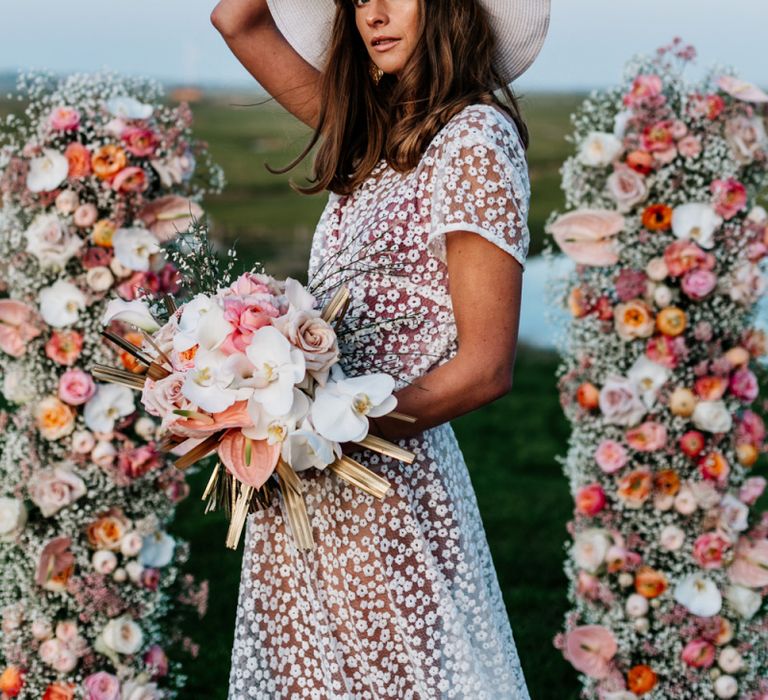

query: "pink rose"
left=547, top=209, right=624, bottom=266
left=58, top=369, right=96, bottom=406
left=45, top=329, right=83, bottom=366
left=117, top=444, right=161, bottom=480
left=623, top=74, right=663, bottom=107
left=28, top=465, right=86, bottom=517
left=711, top=179, right=747, bottom=220
left=681, top=639, right=716, bottom=668
left=122, top=126, right=158, bottom=157
left=73, top=203, right=98, bottom=228
left=606, top=164, right=648, bottom=213
left=224, top=272, right=281, bottom=300
left=594, top=439, right=628, bottom=474
left=220, top=298, right=280, bottom=355
left=49, top=106, right=80, bottom=131
left=575, top=484, right=607, bottom=516
left=111, top=166, right=148, bottom=193
left=692, top=531, right=731, bottom=569
left=599, top=376, right=646, bottom=426
left=729, top=368, right=759, bottom=403
left=84, top=671, right=121, bottom=700
left=678, top=135, right=702, bottom=158
left=141, top=373, right=194, bottom=431
left=625, top=421, right=667, bottom=451
left=681, top=268, right=717, bottom=300
left=739, top=477, right=767, bottom=505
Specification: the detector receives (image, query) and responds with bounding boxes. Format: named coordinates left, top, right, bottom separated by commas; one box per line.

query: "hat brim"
left=265, top=0, right=550, bottom=86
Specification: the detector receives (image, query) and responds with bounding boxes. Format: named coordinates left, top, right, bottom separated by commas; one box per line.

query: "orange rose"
left=121, top=331, right=146, bottom=373
left=635, top=566, right=668, bottom=599
left=64, top=142, right=91, bottom=179
left=91, top=144, right=127, bottom=180
left=617, top=469, right=653, bottom=508
left=0, top=666, right=23, bottom=697
left=43, top=683, right=75, bottom=700
left=92, top=219, right=116, bottom=247
left=654, top=469, right=680, bottom=496
left=656, top=306, right=686, bottom=336
left=642, top=204, right=673, bottom=231
left=87, top=512, right=128, bottom=550
left=577, top=382, right=600, bottom=410
left=627, top=664, right=658, bottom=695
left=34, top=396, right=76, bottom=441
left=736, top=443, right=759, bottom=467
left=614, top=299, right=655, bottom=341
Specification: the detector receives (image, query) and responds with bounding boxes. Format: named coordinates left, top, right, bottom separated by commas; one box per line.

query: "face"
left=352, top=0, right=421, bottom=79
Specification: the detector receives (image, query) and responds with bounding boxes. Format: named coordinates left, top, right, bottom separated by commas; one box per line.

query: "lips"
left=371, top=37, right=400, bottom=47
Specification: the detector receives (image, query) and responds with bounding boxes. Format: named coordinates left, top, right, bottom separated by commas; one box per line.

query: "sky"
left=0, top=0, right=766, bottom=91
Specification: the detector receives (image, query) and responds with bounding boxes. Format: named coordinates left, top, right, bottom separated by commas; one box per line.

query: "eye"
left=352, top=0, right=370, bottom=7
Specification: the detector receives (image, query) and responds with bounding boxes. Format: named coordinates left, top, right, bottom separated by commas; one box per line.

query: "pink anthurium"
left=218, top=429, right=280, bottom=490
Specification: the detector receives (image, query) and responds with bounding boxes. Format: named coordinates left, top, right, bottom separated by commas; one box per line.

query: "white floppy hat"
left=265, top=0, right=551, bottom=86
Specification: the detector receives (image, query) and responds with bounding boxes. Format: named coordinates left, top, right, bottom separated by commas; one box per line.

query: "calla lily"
left=674, top=573, right=723, bottom=617
left=217, top=430, right=280, bottom=490
left=562, top=625, right=617, bottom=679
left=243, top=388, right=309, bottom=444
left=547, top=209, right=624, bottom=266
left=102, top=298, right=160, bottom=332
left=38, top=280, right=86, bottom=328
left=671, top=203, right=723, bottom=249
left=0, top=299, right=42, bottom=357
left=84, top=384, right=135, bottom=433
left=105, top=95, right=154, bottom=119
left=174, top=294, right=232, bottom=352
left=281, top=418, right=340, bottom=471
left=182, top=348, right=247, bottom=414
left=112, top=227, right=161, bottom=272
left=717, top=76, right=768, bottom=104
left=138, top=195, right=204, bottom=242
left=244, top=326, right=306, bottom=416
left=26, top=148, right=69, bottom=192
left=311, top=372, right=397, bottom=443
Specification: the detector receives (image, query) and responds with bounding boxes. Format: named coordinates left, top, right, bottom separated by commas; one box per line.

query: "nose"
left=365, top=0, right=388, bottom=28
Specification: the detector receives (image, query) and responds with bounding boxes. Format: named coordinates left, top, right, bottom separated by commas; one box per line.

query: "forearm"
left=210, top=0, right=271, bottom=39
left=368, top=349, right=514, bottom=443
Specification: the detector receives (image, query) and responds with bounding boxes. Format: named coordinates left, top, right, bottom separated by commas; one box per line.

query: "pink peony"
left=681, top=639, right=716, bottom=668
left=48, top=106, right=80, bottom=131
left=728, top=537, right=768, bottom=587
left=84, top=671, right=121, bottom=700
left=711, top=179, right=747, bottom=220
left=562, top=625, right=618, bottom=679
left=0, top=299, right=42, bottom=357
left=681, top=268, right=717, bottom=300
left=692, top=532, right=732, bottom=570
left=739, top=477, right=767, bottom=505
left=45, top=330, right=84, bottom=366
left=58, top=369, right=96, bottom=406
left=664, top=240, right=715, bottom=277
left=117, top=444, right=161, bottom=480
left=576, top=484, right=607, bottom=516
left=729, top=368, right=759, bottom=403
left=594, top=439, right=628, bottom=474
left=677, top=135, right=702, bottom=158
left=625, top=421, right=667, bottom=452
left=121, top=126, right=158, bottom=157
left=623, top=74, right=663, bottom=107
left=641, top=120, right=676, bottom=153
left=220, top=298, right=280, bottom=355
left=111, top=166, right=148, bottom=193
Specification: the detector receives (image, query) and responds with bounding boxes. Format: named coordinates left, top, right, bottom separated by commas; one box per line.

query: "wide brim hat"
left=265, top=0, right=551, bottom=86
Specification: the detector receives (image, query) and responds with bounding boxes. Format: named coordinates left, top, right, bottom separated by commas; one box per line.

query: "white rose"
left=113, top=228, right=160, bottom=272
left=92, top=550, right=118, bottom=575
left=134, top=417, right=157, bottom=441
left=38, top=279, right=86, bottom=328
left=28, top=465, right=86, bottom=517
left=717, top=646, right=743, bottom=673
left=627, top=355, right=669, bottom=409
left=645, top=257, right=669, bottom=281
left=692, top=400, right=733, bottom=433
left=55, top=190, right=80, bottom=214
left=113, top=568, right=127, bottom=583
left=0, top=497, right=27, bottom=541
left=26, top=148, right=69, bottom=192
left=2, top=365, right=35, bottom=404
left=659, top=525, right=685, bottom=551
left=125, top=560, right=144, bottom=583
left=725, top=115, right=767, bottom=164
left=606, top=164, right=648, bottom=212
left=38, top=638, right=62, bottom=665
left=653, top=284, right=672, bottom=307
left=718, top=494, right=749, bottom=534
left=573, top=528, right=611, bottom=574
left=120, top=532, right=144, bottom=558
left=71, top=430, right=96, bottom=454
left=578, top=131, right=623, bottom=167
left=598, top=375, right=646, bottom=427
left=100, top=616, right=144, bottom=655
left=92, top=440, right=117, bottom=467
left=747, top=205, right=767, bottom=224
left=625, top=593, right=649, bottom=617
left=122, top=680, right=162, bottom=700
left=139, top=531, right=175, bottom=568
left=25, top=212, right=84, bottom=269
left=725, top=584, right=761, bottom=619
left=714, top=675, right=738, bottom=699
left=633, top=617, right=649, bottom=634
left=674, top=574, right=722, bottom=617
left=86, top=266, right=115, bottom=292
left=674, top=485, right=698, bottom=515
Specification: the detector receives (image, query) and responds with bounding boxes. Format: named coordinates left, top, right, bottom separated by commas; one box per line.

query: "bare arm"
left=210, top=0, right=322, bottom=129
left=361, top=232, right=524, bottom=445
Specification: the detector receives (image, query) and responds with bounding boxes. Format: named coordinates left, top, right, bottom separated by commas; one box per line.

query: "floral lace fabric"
left=227, top=104, right=531, bottom=699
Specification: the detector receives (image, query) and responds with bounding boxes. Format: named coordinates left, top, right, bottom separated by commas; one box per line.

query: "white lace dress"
left=227, top=103, right=531, bottom=699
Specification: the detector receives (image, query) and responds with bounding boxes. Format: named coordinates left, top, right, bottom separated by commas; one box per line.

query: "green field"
left=168, top=92, right=584, bottom=699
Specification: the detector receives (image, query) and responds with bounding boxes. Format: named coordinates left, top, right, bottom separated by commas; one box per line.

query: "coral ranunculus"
left=625, top=421, right=667, bottom=451
left=617, top=470, right=653, bottom=509
left=642, top=203, right=673, bottom=231
left=627, top=664, right=658, bottom=695
left=576, top=382, right=600, bottom=410
left=0, top=666, right=24, bottom=696
left=711, top=178, right=748, bottom=220
left=635, top=566, right=668, bottom=598
left=43, top=682, right=75, bottom=700
left=64, top=141, right=91, bottom=179
left=655, top=306, right=686, bottom=336
left=576, top=484, right=607, bottom=516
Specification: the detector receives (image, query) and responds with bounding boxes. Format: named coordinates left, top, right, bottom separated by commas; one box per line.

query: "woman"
left=211, top=1, right=550, bottom=698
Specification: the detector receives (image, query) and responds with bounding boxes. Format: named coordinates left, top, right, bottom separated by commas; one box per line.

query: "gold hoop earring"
left=369, top=61, right=384, bottom=85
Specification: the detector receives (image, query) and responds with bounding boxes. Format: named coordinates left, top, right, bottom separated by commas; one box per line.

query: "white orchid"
left=112, top=227, right=161, bottom=272
left=627, top=355, right=669, bottom=409
left=725, top=584, right=762, bottom=619
left=243, top=388, right=309, bottom=444
left=284, top=277, right=317, bottom=312
left=671, top=203, right=722, bottom=249
left=244, top=326, right=306, bottom=416
left=26, top=148, right=69, bottom=192
left=84, top=384, right=135, bottom=433
left=281, top=418, right=340, bottom=471
left=102, top=298, right=160, bottom=332
left=174, top=294, right=232, bottom=352
left=24, top=212, right=83, bottom=269
left=139, top=531, right=175, bottom=568
left=674, top=573, right=722, bottom=617
left=182, top=348, right=246, bottom=413
left=104, top=96, right=154, bottom=119
left=578, top=131, right=623, bottom=167
left=311, top=369, right=397, bottom=443
left=0, top=497, right=27, bottom=541
left=38, top=279, right=86, bottom=327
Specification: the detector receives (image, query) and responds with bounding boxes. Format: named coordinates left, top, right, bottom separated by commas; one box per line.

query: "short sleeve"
left=425, top=107, right=531, bottom=270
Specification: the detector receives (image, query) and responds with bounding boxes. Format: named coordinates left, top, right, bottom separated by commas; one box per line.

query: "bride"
left=211, top=0, right=550, bottom=697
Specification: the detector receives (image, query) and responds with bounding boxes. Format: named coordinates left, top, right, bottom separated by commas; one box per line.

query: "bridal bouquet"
left=0, top=71, right=222, bottom=699
left=548, top=40, right=768, bottom=699
left=98, top=253, right=415, bottom=550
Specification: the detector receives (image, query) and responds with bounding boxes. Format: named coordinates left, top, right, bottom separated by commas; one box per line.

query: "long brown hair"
left=270, top=0, right=529, bottom=196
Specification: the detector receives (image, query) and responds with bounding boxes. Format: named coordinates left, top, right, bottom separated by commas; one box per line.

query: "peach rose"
left=0, top=666, right=23, bottom=696
left=34, top=396, right=76, bottom=440
left=617, top=469, right=653, bottom=508
left=656, top=306, right=687, bottom=336
left=625, top=421, right=667, bottom=451
left=64, top=142, right=91, bottom=179
left=693, top=532, right=731, bottom=570
left=547, top=209, right=624, bottom=266
left=0, top=299, right=42, bottom=358
left=45, top=329, right=83, bottom=366
left=91, top=144, right=127, bottom=180
left=87, top=512, right=129, bottom=551
left=614, top=299, right=655, bottom=341
left=728, top=537, right=768, bottom=587
left=28, top=465, right=86, bottom=517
